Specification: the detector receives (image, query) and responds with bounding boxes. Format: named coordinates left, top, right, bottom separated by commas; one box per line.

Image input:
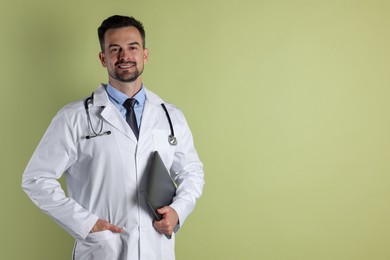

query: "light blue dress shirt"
left=106, top=84, right=146, bottom=128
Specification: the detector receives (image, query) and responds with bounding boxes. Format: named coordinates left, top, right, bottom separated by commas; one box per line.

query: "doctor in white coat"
left=22, top=15, right=204, bottom=260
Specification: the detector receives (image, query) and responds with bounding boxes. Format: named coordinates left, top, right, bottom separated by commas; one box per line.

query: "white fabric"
left=22, top=84, right=204, bottom=260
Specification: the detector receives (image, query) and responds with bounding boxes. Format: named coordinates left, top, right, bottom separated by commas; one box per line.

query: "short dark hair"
left=98, top=15, right=146, bottom=50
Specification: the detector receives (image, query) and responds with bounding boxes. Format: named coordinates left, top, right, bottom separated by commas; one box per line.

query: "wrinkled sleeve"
left=168, top=109, right=205, bottom=231
left=22, top=107, right=99, bottom=240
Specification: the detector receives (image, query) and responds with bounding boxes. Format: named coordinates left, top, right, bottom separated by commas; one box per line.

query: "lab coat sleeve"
left=168, top=109, right=205, bottom=231
left=22, top=106, right=99, bottom=240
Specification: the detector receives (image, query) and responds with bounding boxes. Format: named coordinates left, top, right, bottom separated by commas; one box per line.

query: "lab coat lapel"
left=93, top=84, right=138, bottom=143
left=101, top=104, right=138, bottom=142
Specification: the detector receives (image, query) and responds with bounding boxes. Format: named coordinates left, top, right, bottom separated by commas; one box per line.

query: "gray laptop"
left=146, top=151, right=177, bottom=221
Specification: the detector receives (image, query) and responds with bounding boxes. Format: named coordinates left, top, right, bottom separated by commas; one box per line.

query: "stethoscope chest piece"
left=161, top=103, right=178, bottom=146
left=84, top=94, right=177, bottom=144
left=168, top=135, right=177, bottom=146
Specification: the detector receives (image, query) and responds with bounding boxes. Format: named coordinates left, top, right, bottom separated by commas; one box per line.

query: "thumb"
left=157, top=206, right=171, bottom=215
left=107, top=224, right=123, bottom=233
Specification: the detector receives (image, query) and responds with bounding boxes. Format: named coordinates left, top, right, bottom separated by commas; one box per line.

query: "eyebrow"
left=108, top=42, right=141, bottom=48
left=128, top=42, right=141, bottom=47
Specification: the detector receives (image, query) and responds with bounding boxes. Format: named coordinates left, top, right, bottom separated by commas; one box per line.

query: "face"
left=99, top=26, right=148, bottom=84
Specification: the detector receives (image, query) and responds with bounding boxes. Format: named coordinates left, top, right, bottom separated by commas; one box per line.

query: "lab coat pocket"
left=73, top=230, right=121, bottom=260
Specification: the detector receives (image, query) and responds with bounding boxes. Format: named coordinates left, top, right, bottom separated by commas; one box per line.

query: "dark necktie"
left=123, top=98, right=139, bottom=139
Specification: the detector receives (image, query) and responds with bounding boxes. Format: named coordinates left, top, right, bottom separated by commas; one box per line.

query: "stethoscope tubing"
left=84, top=93, right=177, bottom=145
left=161, top=103, right=177, bottom=146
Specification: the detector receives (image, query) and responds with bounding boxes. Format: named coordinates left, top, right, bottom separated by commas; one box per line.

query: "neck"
left=109, top=77, right=143, bottom=97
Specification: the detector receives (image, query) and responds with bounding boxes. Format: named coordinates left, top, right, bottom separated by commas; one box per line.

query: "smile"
left=117, top=63, right=136, bottom=69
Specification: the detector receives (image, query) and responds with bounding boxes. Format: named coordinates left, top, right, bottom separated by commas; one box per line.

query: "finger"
left=92, top=219, right=123, bottom=233
left=91, top=219, right=107, bottom=232
left=153, top=219, right=173, bottom=235
left=153, top=221, right=163, bottom=234
left=154, top=219, right=166, bottom=228
left=154, top=225, right=171, bottom=235
left=154, top=219, right=168, bottom=230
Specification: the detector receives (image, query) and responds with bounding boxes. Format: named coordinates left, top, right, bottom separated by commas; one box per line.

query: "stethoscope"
left=84, top=93, right=177, bottom=146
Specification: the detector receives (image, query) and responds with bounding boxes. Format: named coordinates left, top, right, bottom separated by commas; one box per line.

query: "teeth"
left=118, top=64, right=134, bottom=69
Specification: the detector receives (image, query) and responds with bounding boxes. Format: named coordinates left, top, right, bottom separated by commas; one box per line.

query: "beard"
left=109, top=62, right=144, bottom=83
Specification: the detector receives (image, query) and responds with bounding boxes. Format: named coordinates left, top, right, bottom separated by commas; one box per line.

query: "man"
left=22, top=15, right=204, bottom=260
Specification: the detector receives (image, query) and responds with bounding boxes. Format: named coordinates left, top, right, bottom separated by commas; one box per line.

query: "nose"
left=119, top=48, right=130, bottom=61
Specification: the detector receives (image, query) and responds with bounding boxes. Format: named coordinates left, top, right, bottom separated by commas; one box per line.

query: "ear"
left=99, top=52, right=107, bottom=67
left=143, top=48, right=149, bottom=63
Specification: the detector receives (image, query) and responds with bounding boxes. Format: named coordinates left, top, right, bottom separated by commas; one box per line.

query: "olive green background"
left=1, top=0, right=390, bottom=259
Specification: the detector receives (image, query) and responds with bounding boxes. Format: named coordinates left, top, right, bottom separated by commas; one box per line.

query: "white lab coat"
left=22, top=84, right=204, bottom=260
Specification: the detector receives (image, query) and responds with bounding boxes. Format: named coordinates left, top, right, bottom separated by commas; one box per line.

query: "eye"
left=110, top=47, right=119, bottom=53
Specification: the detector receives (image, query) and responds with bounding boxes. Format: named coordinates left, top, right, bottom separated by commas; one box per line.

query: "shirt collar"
left=106, top=83, right=146, bottom=107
